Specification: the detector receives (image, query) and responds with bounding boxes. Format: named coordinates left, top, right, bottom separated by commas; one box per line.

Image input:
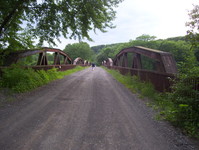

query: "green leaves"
left=135, top=34, right=157, bottom=42
left=0, top=65, right=86, bottom=93
left=0, top=0, right=123, bottom=50
left=63, top=42, right=94, bottom=61
left=186, top=5, right=199, bottom=47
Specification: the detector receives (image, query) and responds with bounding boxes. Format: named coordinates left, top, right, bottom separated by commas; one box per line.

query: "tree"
left=186, top=5, right=199, bottom=47
left=135, top=34, right=157, bottom=41
left=96, top=47, right=115, bottom=64
left=0, top=0, right=123, bottom=50
left=63, top=42, right=93, bottom=61
left=186, top=5, right=199, bottom=62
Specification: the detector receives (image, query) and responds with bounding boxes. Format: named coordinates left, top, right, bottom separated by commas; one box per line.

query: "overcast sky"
left=53, top=0, right=197, bottom=49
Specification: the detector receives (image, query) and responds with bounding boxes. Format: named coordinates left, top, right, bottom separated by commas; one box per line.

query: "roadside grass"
left=102, top=67, right=199, bottom=138
left=0, top=65, right=86, bottom=93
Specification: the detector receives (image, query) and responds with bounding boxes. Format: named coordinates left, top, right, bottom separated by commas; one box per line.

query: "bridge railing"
left=105, top=65, right=175, bottom=92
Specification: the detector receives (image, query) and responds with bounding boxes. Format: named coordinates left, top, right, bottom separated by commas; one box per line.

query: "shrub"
left=0, top=65, right=86, bottom=93
left=103, top=66, right=199, bottom=138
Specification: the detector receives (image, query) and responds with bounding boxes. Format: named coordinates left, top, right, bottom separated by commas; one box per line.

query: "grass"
left=102, top=66, right=199, bottom=138
left=0, top=65, right=86, bottom=93
left=102, top=66, right=157, bottom=99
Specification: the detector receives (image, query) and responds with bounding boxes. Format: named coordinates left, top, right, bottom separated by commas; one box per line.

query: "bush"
left=103, top=66, right=199, bottom=138
left=0, top=65, right=86, bottom=93
left=166, top=67, right=199, bottom=137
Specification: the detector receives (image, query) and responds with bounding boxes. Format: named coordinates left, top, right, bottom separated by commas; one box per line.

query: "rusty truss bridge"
left=0, top=47, right=90, bottom=72
left=103, top=46, right=178, bottom=92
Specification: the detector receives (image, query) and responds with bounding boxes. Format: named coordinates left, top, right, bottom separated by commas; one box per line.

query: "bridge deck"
left=0, top=67, right=196, bottom=150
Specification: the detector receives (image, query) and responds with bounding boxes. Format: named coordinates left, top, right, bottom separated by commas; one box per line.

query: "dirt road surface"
left=0, top=67, right=198, bottom=150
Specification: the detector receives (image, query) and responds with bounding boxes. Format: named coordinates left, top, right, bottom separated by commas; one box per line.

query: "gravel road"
left=0, top=67, right=198, bottom=150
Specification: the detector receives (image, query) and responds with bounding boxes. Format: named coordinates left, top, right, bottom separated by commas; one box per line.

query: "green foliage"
left=165, top=52, right=199, bottom=137
left=96, top=35, right=193, bottom=68
left=0, top=1, right=35, bottom=50
left=0, top=65, right=85, bottom=93
left=103, top=67, right=157, bottom=99
left=135, top=34, right=157, bottom=41
left=64, top=42, right=94, bottom=61
left=96, top=42, right=129, bottom=65
left=0, top=0, right=123, bottom=49
left=103, top=66, right=199, bottom=138
left=96, top=47, right=116, bottom=65
left=91, top=45, right=106, bottom=54
left=186, top=5, right=199, bottom=47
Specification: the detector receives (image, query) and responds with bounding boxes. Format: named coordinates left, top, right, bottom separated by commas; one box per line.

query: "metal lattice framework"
left=103, top=58, right=113, bottom=66
left=113, top=46, right=177, bottom=74
left=73, top=57, right=89, bottom=65
left=3, top=47, right=72, bottom=66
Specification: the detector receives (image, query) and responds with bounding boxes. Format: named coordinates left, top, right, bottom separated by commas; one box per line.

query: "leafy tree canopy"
left=63, top=42, right=94, bottom=61
left=135, top=34, right=157, bottom=41
left=95, top=35, right=195, bottom=68
left=0, top=0, right=123, bottom=50
left=186, top=4, right=199, bottom=47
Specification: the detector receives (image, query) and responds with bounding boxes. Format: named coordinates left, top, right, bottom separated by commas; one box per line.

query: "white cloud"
left=53, top=0, right=197, bottom=49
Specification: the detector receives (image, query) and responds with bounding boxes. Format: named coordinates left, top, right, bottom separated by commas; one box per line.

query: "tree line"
left=95, top=35, right=198, bottom=69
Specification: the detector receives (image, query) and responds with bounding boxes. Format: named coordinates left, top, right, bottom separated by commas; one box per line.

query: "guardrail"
left=105, top=65, right=175, bottom=92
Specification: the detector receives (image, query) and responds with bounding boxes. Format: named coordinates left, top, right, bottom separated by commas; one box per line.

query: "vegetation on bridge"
left=0, top=65, right=86, bottom=93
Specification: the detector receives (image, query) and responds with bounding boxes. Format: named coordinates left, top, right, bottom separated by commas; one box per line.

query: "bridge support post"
left=63, top=56, right=68, bottom=64
left=37, top=52, right=48, bottom=65
left=154, top=61, right=165, bottom=72
left=118, top=57, right=122, bottom=66
left=54, top=52, right=61, bottom=65
left=122, top=53, right=128, bottom=67
left=132, top=53, right=142, bottom=69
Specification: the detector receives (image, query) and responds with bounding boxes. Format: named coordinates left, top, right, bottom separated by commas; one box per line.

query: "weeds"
left=0, top=65, right=85, bottom=93
left=103, top=67, right=199, bottom=138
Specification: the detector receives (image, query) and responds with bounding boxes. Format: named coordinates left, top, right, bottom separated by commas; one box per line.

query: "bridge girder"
left=3, top=47, right=72, bottom=66
left=113, top=46, right=177, bottom=74
left=73, top=57, right=88, bottom=65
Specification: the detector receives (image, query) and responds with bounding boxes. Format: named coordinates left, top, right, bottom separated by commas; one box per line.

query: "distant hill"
left=91, top=36, right=187, bottom=54
left=91, top=43, right=124, bottom=54
left=91, top=45, right=106, bottom=53
left=166, top=36, right=187, bottom=41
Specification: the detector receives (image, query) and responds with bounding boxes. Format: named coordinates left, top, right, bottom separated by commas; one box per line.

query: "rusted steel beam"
left=103, top=58, right=113, bottom=67
left=2, top=47, right=72, bottom=66
left=63, top=56, right=69, bottom=64
left=106, top=66, right=175, bottom=92
left=31, top=65, right=76, bottom=71
left=122, top=53, right=128, bottom=67
left=132, top=53, right=142, bottom=69
left=107, top=58, right=113, bottom=66
left=154, top=61, right=165, bottom=73
left=117, top=57, right=121, bottom=66
left=117, top=46, right=165, bottom=61
left=73, top=57, right=85, bottom=65
left=114, top=46, right=177, bottom=74
left=37, top=52, right=48, bottom=65
left=54, top=52, right=61, bottom=65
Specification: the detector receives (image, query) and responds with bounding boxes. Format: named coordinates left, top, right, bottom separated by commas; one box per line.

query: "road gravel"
left=0, top=67, right=198, bottom=150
